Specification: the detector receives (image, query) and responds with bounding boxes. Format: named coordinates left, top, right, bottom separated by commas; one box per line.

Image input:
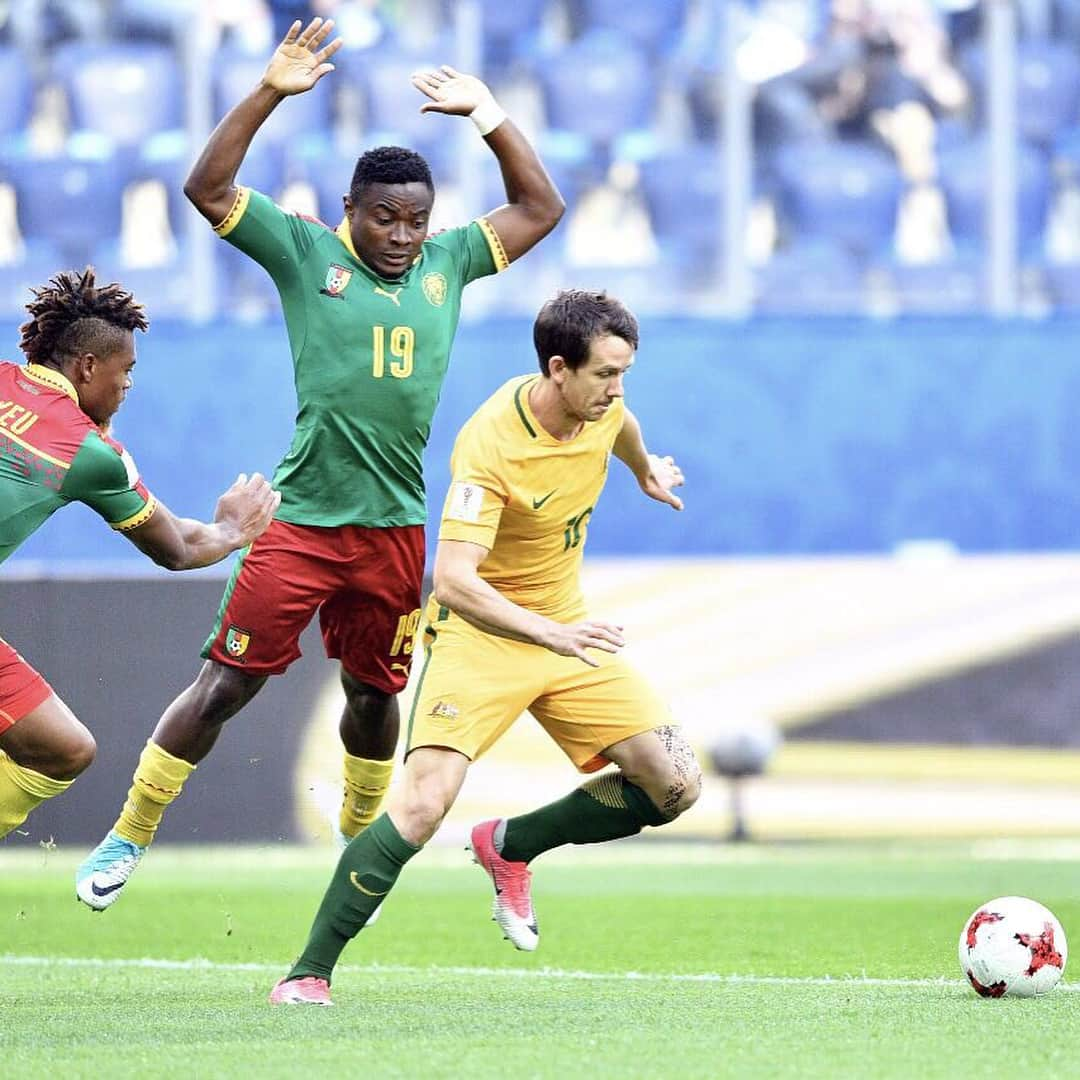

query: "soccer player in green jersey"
left=0, top=268, right=279, bottom=843
left=77, top=17, right=564, bottom=907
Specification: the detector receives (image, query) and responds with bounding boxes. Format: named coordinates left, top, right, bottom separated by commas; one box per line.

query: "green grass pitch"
left=2, top=841, right=1079, bottom=1078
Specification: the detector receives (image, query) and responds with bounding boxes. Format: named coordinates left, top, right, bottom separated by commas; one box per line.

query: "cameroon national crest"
left=322, top=264, right=353, bottom=297
left=225, top=625, right=251, bottom=658
left=422, top=271, right=447, bottom=307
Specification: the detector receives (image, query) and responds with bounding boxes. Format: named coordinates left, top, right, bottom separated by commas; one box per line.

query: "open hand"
left=411, top=65, right=496, bottom=116
left=541, top=619, right=626, bottom=667
left=262, top=17, right=342, bottom=96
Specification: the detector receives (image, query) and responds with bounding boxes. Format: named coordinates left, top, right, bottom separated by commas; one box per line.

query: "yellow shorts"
left=406, top=607, right=669, bottom=772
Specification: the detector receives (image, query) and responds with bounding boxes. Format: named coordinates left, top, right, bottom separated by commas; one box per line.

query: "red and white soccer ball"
left=958, top=896, right=1067, bottom=998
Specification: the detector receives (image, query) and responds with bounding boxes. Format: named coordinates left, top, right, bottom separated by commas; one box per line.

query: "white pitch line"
left=0, top=954, right=1073, bottom=992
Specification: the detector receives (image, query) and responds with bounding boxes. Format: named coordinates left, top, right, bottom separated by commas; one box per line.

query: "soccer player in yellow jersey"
left=270, top=289, right=700, bottom=1005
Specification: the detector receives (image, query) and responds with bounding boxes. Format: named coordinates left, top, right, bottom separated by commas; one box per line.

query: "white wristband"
left=470, top=98, right=506, bottom=136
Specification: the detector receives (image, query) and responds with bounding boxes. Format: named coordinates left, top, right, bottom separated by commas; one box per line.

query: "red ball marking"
left=965, top=909, right=1004, bottom=949
left=966, top=970, right=1007, bottom=998
left=1015, top=922, right=1064, bottom=976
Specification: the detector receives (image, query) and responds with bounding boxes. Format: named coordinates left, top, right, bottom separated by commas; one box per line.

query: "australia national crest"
left=321, top=264, right=353, bottom=297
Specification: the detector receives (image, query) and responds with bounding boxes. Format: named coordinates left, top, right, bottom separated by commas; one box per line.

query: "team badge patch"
left=321, top=264, right=353, bottom=297
left=447, top=482, right=484, bottom=523
left=225, top=625, right=251, bottom=658
left=429, top=700, right=459, bottom=721
left=422, top=271, right=447, bottom=307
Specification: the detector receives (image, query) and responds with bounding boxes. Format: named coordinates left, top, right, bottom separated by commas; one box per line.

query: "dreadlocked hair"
left=19, top=267, right=148, bottom=368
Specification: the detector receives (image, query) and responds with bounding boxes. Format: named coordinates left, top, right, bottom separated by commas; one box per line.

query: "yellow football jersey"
left=437, top=374, right=624, bottom=619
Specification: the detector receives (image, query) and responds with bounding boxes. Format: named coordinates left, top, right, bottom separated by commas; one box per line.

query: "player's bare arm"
left=432, top=538, right=624, bottom=667
left=411, top=65, right=564, bottom=262
left=184, top=17, right=342, bottom=225
left=613, top=408, right=685, bottom=511
left=125, top=472, right=280, bottom=571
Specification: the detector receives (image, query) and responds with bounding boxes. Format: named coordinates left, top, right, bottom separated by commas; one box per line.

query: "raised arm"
left=612, top=408, right=685, bottom=511
left=411, top=66, right=565, bottom=263
left=125, top=472, right=280, bottom=571
left=184, top=18, right=342, bottom=224
left=432, top=539, right=623, bottom=667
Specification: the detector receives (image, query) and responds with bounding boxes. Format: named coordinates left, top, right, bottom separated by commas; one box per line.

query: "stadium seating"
left=4, top=146, right=126, bottom=265
left=937, top=138, right=1051, bottom=255
left=960, top=40, right=1080, bottom=145
left=575, top=0, right=689, bottom=49
left=214, top=45, right=335, bottom=148
left=0, top=47, right=34, bottom=139
left=335, top=41, right=457, bottom=176
left=772, top=141, right=902, bottom=257
left=51, top=41, right=184, bottom=148
left=637, top=144, right=723, bottom=275
left=0, top=239, right=66, bottom=317
left=754, top=239, right=866, bottom=313
left=469, top=0, right=549, bottom=74
left=535, top=31, right=658, bottom=152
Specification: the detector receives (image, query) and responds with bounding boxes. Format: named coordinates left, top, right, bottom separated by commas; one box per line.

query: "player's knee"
left=340, top=671, right=392, bottom=723
left=52, top=728, right=96, bottom=780
left=644, top=726, right=702, bottom=821
left=400, top=784, right=453, bottom=844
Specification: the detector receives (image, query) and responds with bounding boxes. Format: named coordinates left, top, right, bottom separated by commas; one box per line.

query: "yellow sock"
left=0, top=749, right=72, bottom=839
left=339, top=753, right=395, bottom=840
left=113, top=739, right=196, bottom=847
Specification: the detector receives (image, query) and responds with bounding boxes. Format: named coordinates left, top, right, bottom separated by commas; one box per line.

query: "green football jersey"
left=217, top=187, right=506, bottom=527
left=0, top=362, right=156, bottom=564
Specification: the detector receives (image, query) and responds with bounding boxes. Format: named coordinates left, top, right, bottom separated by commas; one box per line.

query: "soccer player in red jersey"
left=0, top=268, right=279, bottom=842
left=78, top=17, right=564, bottom=907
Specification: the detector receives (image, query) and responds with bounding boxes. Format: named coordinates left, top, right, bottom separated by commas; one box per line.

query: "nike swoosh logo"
left=532, top=490, right=556, bottom=509
left=91, top=880, right=125, bottom=897
left=349, top=871, right=389, bottom=897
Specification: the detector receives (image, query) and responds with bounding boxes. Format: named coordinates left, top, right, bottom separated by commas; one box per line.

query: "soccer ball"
left=958, top=896, right=1067, bottom=998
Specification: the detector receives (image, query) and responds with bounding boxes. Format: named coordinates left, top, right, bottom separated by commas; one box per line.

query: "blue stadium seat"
left=92, top=239, right=193, bottom=320
left=638, top=145, right=723, bottom=272
left=883, top=254, right=984, bottom=314
left=772, top=141, right=902, bottom=256
left=0, top=47, right=34, bottom=139
left=5, top=148, right=126, bottom=266
left=938, top=138, right=1051, bottom=255
left=536, top=31, right=657, bottom=147
left=134, top=131, right=284, bottom=238
left=0, top=240, right=67, bottom=318
left=754, top=240, right=865, bottom=313
left=214, top=46, right=334, bottom=147
left=337, top=43, right=457, bottom=175
left=960, top=41, right=1080, bottom=145
left=576, top=0, right=689, bottom=49
left=51, top=42, right=184, bottom=148
left=469, top=0, right=548, bottom=73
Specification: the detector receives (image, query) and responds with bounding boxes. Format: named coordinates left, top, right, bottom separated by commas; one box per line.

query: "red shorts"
left=202, top=519, right=425, bottom=692
left=0, top=636, right=52, bottom=734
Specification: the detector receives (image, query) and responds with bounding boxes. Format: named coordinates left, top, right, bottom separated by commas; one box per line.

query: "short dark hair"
left=533, top=290, right=639, bottom=375
left=19, top=267, right=148, bottom=368
left=350, top=145, right=434, bottom=199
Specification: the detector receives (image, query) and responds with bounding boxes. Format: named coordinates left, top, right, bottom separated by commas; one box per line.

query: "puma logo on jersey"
left=373, top=285, right=403, bottom=306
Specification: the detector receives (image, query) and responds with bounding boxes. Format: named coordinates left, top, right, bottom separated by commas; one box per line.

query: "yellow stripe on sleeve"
left=213, top=187, right=251, bottom=237
left=476, top=217, right=509, bottom=273
left=111, top=495, right=158, bottom=533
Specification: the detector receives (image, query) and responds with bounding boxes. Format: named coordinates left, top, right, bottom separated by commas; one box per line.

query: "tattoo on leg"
left=654, top=724, right=701, bottom=817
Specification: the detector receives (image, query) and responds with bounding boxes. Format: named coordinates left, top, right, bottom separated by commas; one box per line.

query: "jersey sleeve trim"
left=110, top=495, right=158, bottom=532
left=475, top=217, right=509, bottom=273
left=213, top=186, right=251, bottom=237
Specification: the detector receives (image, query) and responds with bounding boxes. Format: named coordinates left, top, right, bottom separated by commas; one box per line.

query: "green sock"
left=500, top=773, right=668, bottom=864
left=288, top=813, right=421, bottom=982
